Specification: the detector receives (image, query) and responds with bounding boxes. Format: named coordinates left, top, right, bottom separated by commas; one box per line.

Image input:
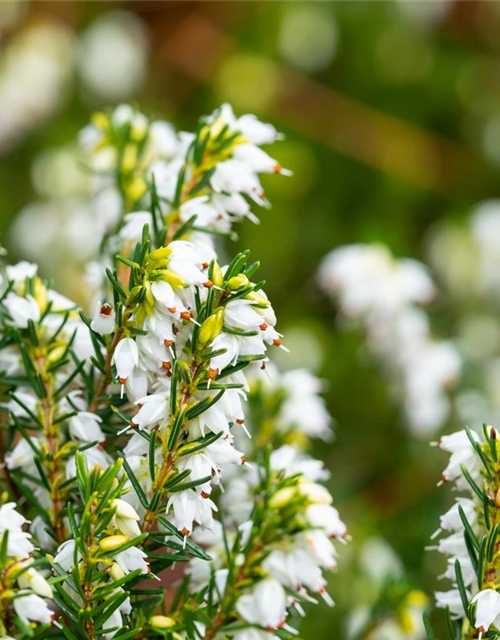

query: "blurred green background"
left=3, top=0, right=500, bottom=635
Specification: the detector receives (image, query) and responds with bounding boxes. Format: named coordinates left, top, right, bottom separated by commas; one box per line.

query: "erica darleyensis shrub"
left=0, top=104, right=346, bottom=640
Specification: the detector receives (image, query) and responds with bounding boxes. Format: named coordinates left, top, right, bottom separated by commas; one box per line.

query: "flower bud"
left=211, top=262, right=223, bottom=288
left=110, top=562, right=126, bottom=581
left=161, top=270, right=185, bottom=289
left=198, top=309, right=224, bottom=347
left=122, top=144, right=137, bottom=173
left=246, top=290, right=269, bottom=306
left=149, top=247, right=172, bottom=262
left=269, top=486, right=296, bottom=509
left=127, top=176, right=147, bottom=202
left=91, top=111, right=108, bottom=130
left=99, top=535, right=129, bottom=551
left=131, top=113, right=148, bottom=141
left=227, top=274, right=249, bottom=290
left=47, top=345, right=67, bottom=365
left=150, top=615, right=176, bottom=629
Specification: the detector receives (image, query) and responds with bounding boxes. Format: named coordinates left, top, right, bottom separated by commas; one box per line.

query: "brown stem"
left=89, top=327, right=124, bottom=414
left=36, top=356, right=66, bottom=544
left=141, top=365, right=200, bottom=534
left=202, top=544, right=263, bottom=640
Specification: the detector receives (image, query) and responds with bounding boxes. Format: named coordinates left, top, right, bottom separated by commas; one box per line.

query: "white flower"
left=178, top=452, right=218, bottom=496
left=5, top=437, right=37, bottom=469
left=236, top=578, right=287, bottom=629
left=5, top=261, right=38, bottom=282
left=439, top=498, right=477, bottom=533
left=233, top=143, right=290, bottom=176
left=305, top=504, right=346, bottom=539
left=435, top=589, right=465, bottom=619
left=17, top=565, right=53, bottom=598
left=91, top=301, right=115, bottom=335
left=439, top=430, right=479, bottom=482
left=166, top=490, right=217, bottom=537
left=472, top=589, right=500, bottom=635
left=111, top=499, right=141, bottom=539
left=131, top=394, right=169, bottom=432
left=114, top=546, right=149, bottom=575
left=211, top=160, right=264, bottom=204
left=119, top=211, right=153, bottom=242
left=0, top=502, right=28, bottom=531
left=13, top=593, right=53, bottom=624
left=150, top=121, right=178, bottom=157
left=233, top=630, right=276, bottom=640
left=69, top=412, right=105, bottom=443
left=54, top=539, right=78, bottom=572
left=113, top=337, right=139, bottom=384
left=4, top=292, right=40, bottom=328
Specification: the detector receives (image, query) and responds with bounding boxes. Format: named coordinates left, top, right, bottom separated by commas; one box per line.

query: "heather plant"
left=0, top=104, right=345, bottom=640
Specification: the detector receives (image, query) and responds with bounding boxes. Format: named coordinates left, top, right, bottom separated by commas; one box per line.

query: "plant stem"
left=36, top=354, right=66, bottom=544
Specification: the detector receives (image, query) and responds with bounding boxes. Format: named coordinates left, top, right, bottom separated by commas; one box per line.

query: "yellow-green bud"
left=162, top=269, right=185, bottom=289
left=149, top=247, right=172, bottom=262
left=246, top=290, right=269, bottom=306
left=144, top=282, right=155, bottom=316
left=150, top=616, right=176, bottom=629
left=227, top=274, right=249, bottom=291
left=99, top=535, right=129, bottom=551
left=121, top=144, right=137, bottom=173
left=211, top=262, right=223, bottom=288
left=269, top=486, right=296, bottom=509
left=91, top=112, right=108, bottom=130
left=198, top=309, right=224, bottom=346
left=127, top=176, right=147, bottom=202
left=47, top=345, right=66, bottom=364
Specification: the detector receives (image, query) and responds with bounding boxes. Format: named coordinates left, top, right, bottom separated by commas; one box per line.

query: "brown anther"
left=162, top=362, right=172, bottom=371
left=208, top=368, right=218, bottom=379
left=273, top=339, right=282, bottom=347
left=241, top=456, right=246, bottom=465
left=201, top=491, right=210, bottom=499
left=203, top=280, right=214, bottom=288
left=173, top=326, right=179, bottom=334
left=181, top=527, right=190, bottom=537
left=180, top=311, right=191, bottom=320
left=100, top=303, right=113, bottom=316
left=260, top=362, right=266, bottom=370
left=119, top=377, right=127, bottom=384
left=202, top=262, right=209, bottom=269
left=236, top=419, right=245, bottom=425
left=274, top=162, right=282, bottom=174
left=164, top=339, right=173, bottom=347
left=168, top=307, right=177, bottom=314
left=130, top=421, right=138, bottom=428
left=259, top=323, right=268, bottom=331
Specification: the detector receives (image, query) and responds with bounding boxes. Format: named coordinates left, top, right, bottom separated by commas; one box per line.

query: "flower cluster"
left=0, top=502, right=53, bottom=638
left=0, top=103, right=344, bottom=640
left=318, top=243, right=461, bottom=436
left=184, top=445, right=345, bottom=640
left=431, top=425, right=500, bottom=638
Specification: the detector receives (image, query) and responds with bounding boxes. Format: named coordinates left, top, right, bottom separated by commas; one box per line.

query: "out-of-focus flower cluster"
left=0, top=10, right=149, bottom=157
left=318, top=244, right=461, bottom=436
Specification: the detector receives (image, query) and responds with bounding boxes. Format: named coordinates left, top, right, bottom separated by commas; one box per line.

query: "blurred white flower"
left=77, top=11, right=149, bottom=103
